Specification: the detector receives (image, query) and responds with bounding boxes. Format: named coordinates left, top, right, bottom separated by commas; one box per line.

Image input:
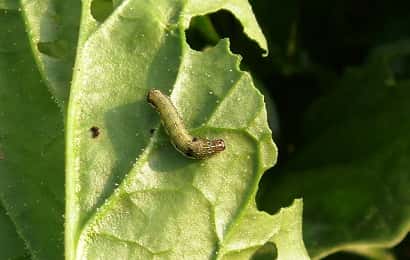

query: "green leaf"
left=0, top=202, right=28, bottom=259
left=66, top=0, right=307, bottom=259
left=0, top=8, right=65, bottom=260
left=260, top=41, right=410, bottom=259
left=19, top=0, right=81, bottom=110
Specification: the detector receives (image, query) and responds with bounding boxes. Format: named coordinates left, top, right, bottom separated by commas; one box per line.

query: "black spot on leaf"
left=90, top=126, right=100, bottom=138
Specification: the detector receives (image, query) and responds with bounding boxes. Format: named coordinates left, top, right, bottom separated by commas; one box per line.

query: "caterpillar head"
left=185, top=137, right=225, bottom=159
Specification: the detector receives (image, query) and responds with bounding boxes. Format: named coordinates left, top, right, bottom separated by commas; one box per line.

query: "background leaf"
left=259, top=41, right=410, bottom=259
left=0, top=8, right=65, bottom=260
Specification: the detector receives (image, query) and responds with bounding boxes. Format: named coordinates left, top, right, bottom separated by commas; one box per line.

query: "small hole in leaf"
left=37, top=40, right=68, bottom=59
left=149, top=128, right=156, bottom=135
left=185, top=15, right=220, bottom=51
left=90, top=126, right=100, bottom=138
left=90, top=0, right=113, bottom=22
left=251, top=242, right=278, bottom=260
left=185, top=10, right=264, bottom=69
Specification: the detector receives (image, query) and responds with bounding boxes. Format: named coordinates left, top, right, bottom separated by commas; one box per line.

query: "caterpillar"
left=147, top=89, right=225, bottom=159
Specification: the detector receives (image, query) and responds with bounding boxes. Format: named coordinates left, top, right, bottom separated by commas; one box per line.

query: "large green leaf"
left=66, top=0, right=307, bottom=259
left=0, top=8, right=65, bottom=260
left=260, top=41, right=410, bottom=259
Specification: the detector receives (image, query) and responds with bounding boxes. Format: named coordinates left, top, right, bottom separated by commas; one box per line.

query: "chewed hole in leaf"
left=251, top=241, right=278, bottom=260
left=185, top=15, right=220, bottom=51
left=185, top=10, right=265, bottom=70
left=37, top=40, right=68, bottom=59
left=90, top=0, right=113, bottom=22
left=257, top=184, right=300, bottom=214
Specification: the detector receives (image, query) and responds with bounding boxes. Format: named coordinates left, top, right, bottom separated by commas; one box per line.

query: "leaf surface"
left=66, top=0, right=307, bottom=259
left=20, top=0, right=81, bottom=109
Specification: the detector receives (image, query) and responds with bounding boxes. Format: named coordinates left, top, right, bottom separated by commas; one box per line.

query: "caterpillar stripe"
left=147, top=89, right=225, bottom=159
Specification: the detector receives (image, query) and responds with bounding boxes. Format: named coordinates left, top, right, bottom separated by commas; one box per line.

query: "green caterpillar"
left=147, top=89, right=225, bottom=159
